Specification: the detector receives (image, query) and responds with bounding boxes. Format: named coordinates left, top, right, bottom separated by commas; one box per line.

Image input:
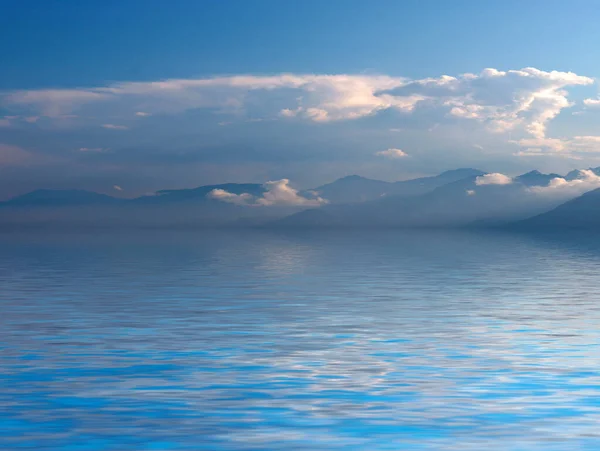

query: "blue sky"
left=2, top=0, right=600, bottom=198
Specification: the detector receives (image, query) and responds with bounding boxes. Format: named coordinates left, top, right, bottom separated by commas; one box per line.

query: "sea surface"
left=2, top=229, right=600, bottom=450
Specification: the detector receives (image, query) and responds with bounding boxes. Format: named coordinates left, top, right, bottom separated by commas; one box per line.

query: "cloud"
left=256, top=179, right=328, bottom=206
left=529, top=169, right=600, bottom=197
left=1, top=67, right=595, bottom=165
left=466, top=189, right=476, bottom=196
left=2, top=67, right=589, bottom=134
left=3, top=89, right=109, bottom=117
left=583, top=98, right=600, bottom=107
left=475, top=173, right=513, bottom=185
left=208, top=179, right=328, bottom=207
left=101, top=124, right=128, bottom=130
left=113, top=185, right=123, bottom=191
left=389, top=67, right=593, bottom=138
left=375, top=148, right=408, bottom=159
left=207, top=188, right=255, bottom=206
left=513, top=135, right=600, bottom=158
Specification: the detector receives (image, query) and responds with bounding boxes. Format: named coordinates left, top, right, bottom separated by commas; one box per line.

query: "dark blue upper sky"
left=3, top=0, right=600, bottom=88
left=2, top=0, right=600, bottom=198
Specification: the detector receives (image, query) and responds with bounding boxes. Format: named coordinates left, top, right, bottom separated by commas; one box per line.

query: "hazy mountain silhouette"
left=514, top=170, right=561, bottom=187
left=132, top=183, right=265, bottom=205
left=274, top=170, right=568, bottom=228
left=308, top=168, right=485, bottom=204
left=515, top=188, right=600, bottom=229
left=0, top=168, right=595, bottom=228
left=308, top=175, right=392, bottom=203
left=1, top=189, right=122, bottom=208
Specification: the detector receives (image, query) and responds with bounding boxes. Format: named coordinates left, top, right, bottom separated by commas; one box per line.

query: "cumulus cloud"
left=256, top=179, right=328, bottom=206
left=529, top=169, right=600, bottom=197
left=475, top=173, right=513, bottom=185
left=207, top=189, right=255, bottom=206
left=208, top=179, right=328, bottom=207
left=101, top=124, right=128, bottom=130
left=375, top=148, right=408, bottom=159
left=1, top=67, right=590, bottom=136
left=2, top=68, right=596, bottom=163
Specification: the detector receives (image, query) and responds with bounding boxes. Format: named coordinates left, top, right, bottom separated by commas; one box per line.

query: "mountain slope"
left=515, top=188, right=600, bottom=229
left=0, top=189, right=121, bottom=207
left=275, top=173, right=566, bottom=228
left=308, top=168, right=485, bottom=205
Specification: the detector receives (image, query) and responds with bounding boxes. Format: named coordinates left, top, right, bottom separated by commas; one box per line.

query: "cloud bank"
left=1, top=68, right=595, bottom=156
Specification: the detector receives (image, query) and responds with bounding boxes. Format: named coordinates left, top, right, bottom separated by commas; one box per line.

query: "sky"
left=2, top=0, right=600, bottom=199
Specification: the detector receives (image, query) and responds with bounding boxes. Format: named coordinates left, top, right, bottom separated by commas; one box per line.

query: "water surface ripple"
left=1, top=230, right=600, bottom=450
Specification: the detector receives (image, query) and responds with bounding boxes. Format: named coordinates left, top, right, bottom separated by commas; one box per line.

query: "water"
left=2, top=229, right=600, bottom=450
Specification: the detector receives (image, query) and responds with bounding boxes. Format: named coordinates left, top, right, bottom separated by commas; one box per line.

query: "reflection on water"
left=2, top=229, right=600, bottom=450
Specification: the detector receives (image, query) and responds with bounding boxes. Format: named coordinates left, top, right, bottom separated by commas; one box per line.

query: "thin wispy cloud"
left=101, top=124, right=128, bottom=130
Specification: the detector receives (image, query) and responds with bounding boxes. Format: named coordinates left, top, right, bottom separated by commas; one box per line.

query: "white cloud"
left=1, top=68, right=594, bottom=159
left=529, top=169, right=600, bottom=197
left=583, top=98, right=600, bottom=107
left=207, top=189, right=254, bottom=206
left=475, top=173, right=513, bottom=185
left=466, top=189, right=476, bottom=196
left=3, top=68, right=587, bottom=132
left=208, top=179, right=328, bottom=207
left=101, top=124, right=128, bottom=130
left=113, top=185, right=123, bottom=191
left=4, top=89, right=109, bottom=117
left=375, top=148, right=408, bottom=159
left=256, top=179, right=328, bottom=206
left=513, top=135, right=600, bottom=158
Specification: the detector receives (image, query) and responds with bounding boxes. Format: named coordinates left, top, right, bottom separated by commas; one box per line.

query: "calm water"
left=2, top=229, right=600, bottom=450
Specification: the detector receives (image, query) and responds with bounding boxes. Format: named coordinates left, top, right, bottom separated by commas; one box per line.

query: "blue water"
left=2, top=229, right=600, bottom=450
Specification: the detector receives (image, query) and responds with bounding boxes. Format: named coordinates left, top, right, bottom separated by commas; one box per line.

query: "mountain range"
left=2, top=167, right=600, bottom=229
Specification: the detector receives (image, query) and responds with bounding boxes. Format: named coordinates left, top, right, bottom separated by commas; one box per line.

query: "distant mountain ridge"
left=2, top=167, right=599, bottom=229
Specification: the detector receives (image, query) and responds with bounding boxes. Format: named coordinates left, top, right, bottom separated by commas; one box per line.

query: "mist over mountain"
left=515, top=187, right=600, bottom=229
left=2, top=167, right=600, bottom=229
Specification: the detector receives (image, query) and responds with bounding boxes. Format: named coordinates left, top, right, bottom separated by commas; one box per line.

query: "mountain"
left=308, top=175, right=392, bottom=204
left=132, top=183, right=265, bottom=205
left=564, top=166, right=600, bottom=180
left=514, top=170, right=561, bottom=187
left=275, top=171, right=566, bottom=228
left=0, top=189, right=121, bottom=208
left=308, top=168, right=485, bottom=205
left=2, top=168, right=594, bottom=229
left=515, top=188, right=600, bottom=229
